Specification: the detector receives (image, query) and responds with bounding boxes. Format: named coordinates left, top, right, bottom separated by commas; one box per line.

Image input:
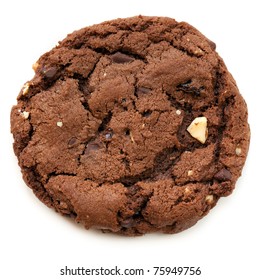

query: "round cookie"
left=11, top=16, right=250, bottom=235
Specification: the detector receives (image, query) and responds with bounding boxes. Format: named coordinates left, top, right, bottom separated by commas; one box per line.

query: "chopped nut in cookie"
left=205, top=195, right=214, bottom=204
left=187, top=116, right=208, bottom=144
left=184, top=187, right=191, bottom=194
left=21, top=111, right=30, bottom=119
left=56, top=121, right=63, bottom=127
left=32, top=62, right=39, bottom=71
left=129, top=131, right=135, bottom=143
left=22, top=82, right=30, bottom=95
left=187, top=170, right=193, bottom=176
left=235, top=147, right=242, bottom=156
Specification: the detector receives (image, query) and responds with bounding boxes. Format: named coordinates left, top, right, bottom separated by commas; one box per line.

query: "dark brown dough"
left=11, top=16, right=250, bottom=235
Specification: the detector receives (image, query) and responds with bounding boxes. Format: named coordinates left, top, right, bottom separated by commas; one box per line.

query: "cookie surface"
left=11, top=16, right=250, bottom=235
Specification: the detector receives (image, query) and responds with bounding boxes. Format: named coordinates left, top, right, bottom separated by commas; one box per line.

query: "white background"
left=1, top=0, right=259, bottom=279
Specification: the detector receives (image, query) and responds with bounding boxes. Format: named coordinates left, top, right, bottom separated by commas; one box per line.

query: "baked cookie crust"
left=11, top=16, right=250, bottom=235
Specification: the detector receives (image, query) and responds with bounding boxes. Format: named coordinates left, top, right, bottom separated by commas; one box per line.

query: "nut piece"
left=56, top=121, right=63, bottom=127
left=129, top=131, right=135, bottom=143
left=176, top=109, right=181, bottom=115
left=187, top=116, right=208, bottom=144
left=32, top=62, right=39, bottom=71
left=235, top=147, right=242, bottom=156
left=187, top=170, right=193, bottom=176
left=184, top=187, right=191, bottom=194
left=21, top=111, right=30, bottom=119
left=205, top=195, right=214, bottom=204
left=22, top=82, right=30, bottom=95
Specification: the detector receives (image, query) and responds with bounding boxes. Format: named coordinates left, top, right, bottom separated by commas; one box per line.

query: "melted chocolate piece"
left=111, top=52, right=135, bottom=64
left=85, top=142, right=101, bottom=155
left=214, top=168, right=232, bottom=181
left=177, top=80, right=203, bottom=96
left=41, top=66, right=58, bottom=79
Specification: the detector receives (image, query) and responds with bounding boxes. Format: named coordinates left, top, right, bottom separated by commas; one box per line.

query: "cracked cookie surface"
left=11, top=16, right=250, bottom=235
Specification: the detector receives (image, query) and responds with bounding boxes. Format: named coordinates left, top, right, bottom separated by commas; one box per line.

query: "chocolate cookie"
left=11, top=16, right=250, bottom=235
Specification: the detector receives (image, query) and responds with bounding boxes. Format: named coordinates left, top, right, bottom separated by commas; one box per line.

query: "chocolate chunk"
left=41, top=66, right=58, bottom=79
left=79, top=81, right=90, bottom=96
left=120, top=218, right=135, bottom=228
left=208, top=40, right=216, bottom=50
left=105, top=132, right=113, bottom=140
left=85, top=141, right=101, bottom=155
left=111, top=52, right=135, bottom=63
left=68, top=137, right=77, bottom=147
left=214, top=168, right=232, bottom=181
left=105, top=128, right=113, bottom=140
left=136, top=87, right=151, bottom=96
left=177, top=80, right=202, bottom=96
